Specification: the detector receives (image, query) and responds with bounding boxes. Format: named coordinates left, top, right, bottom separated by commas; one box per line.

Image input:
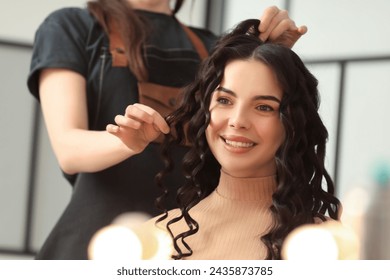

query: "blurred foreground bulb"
left=88, top=225, right=143, bottom=260
left=282, top=224, right=338, bottom=260
left=282, top=221, right=360, bottom=260
left=133, top=223, right=173, bottom=260
left=88, top=212, right=172, bottom=260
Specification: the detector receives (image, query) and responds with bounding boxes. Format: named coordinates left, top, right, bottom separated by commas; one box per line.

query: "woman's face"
left=206, top=58, right=285, bottom=178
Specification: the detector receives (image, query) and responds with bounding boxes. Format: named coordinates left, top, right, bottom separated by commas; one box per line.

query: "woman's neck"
left=127, top=0, right=172, bottom=15
left=216, top=170, right=277, bottom=202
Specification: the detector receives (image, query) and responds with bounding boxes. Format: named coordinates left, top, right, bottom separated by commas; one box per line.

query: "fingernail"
left=108, top=125, right=118, bottom=132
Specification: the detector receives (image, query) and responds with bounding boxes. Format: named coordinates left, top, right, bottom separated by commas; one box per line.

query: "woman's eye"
left=256, top=104, right=274, bottom=111
left=216, top=97, right=231, bottom=105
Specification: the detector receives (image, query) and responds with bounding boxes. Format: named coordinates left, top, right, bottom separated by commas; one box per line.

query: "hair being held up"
left=155, top=18, right=341, bottom=260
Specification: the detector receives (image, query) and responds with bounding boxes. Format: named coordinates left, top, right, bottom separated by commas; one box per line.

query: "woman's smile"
left=221, top=135, right=256, bottom=150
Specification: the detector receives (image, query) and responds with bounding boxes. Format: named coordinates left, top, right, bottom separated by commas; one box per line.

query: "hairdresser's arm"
left=259, top=6, right=307, bottom=48
left=39, top=69, right=165, bottom=174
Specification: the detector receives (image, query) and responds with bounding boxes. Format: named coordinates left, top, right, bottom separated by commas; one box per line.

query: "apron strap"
left=178, top=22, right=209, bottom=60
left=108, top=18, right=209, bottom=67
left=108, top=19, right=129, bottom=67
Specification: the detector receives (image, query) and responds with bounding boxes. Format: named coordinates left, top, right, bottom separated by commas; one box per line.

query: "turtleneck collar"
left=216, top=170, right=277, bottom=202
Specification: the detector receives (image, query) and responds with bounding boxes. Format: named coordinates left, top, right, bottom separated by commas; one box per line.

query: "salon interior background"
left=1, top=0, right=389, bottom=260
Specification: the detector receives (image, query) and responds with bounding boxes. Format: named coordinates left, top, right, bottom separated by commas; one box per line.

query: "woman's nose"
left=228, top=107, right=250, bottom=129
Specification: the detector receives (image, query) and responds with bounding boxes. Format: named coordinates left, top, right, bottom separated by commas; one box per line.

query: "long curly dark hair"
left=155, top=19, right=342, bottom=260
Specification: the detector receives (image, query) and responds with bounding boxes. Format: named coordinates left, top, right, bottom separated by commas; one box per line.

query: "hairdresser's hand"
left=259, top=6, right=307, bottom=48
left=106, top=103, right=170, bottom=154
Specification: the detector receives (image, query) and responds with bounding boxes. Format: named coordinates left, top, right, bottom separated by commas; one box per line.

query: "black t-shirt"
left=27, top=7, right=217, bottom=259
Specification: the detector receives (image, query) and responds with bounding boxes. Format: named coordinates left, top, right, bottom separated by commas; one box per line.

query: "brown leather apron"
left=108, top=19, right=208, bottom=143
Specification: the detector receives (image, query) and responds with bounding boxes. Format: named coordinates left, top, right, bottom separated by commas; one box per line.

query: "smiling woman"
left=151, top=18, right=341, bottom=260
left=110, top=18, right=341, bottom=260
left=206, top=59, right=285, bottom=178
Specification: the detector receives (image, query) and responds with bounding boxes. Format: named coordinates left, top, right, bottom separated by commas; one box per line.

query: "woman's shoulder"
left=40, top=7, right=95, bottom=31
left=45, top=7, right=91, bottom=20
left=33, top=7, right=98, bottom=50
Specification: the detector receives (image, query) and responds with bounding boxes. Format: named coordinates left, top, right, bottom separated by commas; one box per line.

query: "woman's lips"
left=221, top=135, right=256, bottom=148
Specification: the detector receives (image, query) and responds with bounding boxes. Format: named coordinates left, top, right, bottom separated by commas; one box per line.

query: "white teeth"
left=225, top=139, right=254, bottom=148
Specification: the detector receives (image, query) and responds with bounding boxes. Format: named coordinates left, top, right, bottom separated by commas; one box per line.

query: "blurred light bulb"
left=282, top=221, right=360, bottom=260
left=282, top=224, right=338, bottom=260
left=322, top=221, right=360, bottom=259
left=88, top=211, right=173, bottom=260
left=88, top=224, right=142, bottom=260
left=112, top=211, right=173, bottom=259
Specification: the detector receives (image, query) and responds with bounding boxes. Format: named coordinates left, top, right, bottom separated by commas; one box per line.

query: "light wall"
left=1, top=0, right=390, bottom=259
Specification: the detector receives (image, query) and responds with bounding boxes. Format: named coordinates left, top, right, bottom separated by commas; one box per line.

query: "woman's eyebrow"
left=254, top=95, right=281, bottom=104
left=216, top=86, right=281, bottom=104
left=216, top=86, right=235, bottom=95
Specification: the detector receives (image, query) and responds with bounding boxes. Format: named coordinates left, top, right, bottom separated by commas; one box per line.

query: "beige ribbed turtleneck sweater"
left=152, top=170, right=277, bottom=260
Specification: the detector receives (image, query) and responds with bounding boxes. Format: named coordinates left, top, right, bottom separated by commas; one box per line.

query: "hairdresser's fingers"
left=267, top=18, right=296, bottom=41
left=259, top=6, right=307, bottom=48
left=114, top=114, right=143, bottom=130
left=124, top=104, right=154, bottom=124
left=270, top=23, right=308, bottom=48
left=106, top=124, right=120, bottom=134
left=259, top=6, right=284, bottom=41
left=259, top=6, right=279, bottom=30
left=132, top=103, right=170, bottom=134
left=298, top=25, right=308, bottom=36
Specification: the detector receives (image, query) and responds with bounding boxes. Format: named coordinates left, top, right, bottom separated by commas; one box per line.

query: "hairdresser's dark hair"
left=156, top=19, right=341, bottom=260
left=87, top=0, right=184, bottom=81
